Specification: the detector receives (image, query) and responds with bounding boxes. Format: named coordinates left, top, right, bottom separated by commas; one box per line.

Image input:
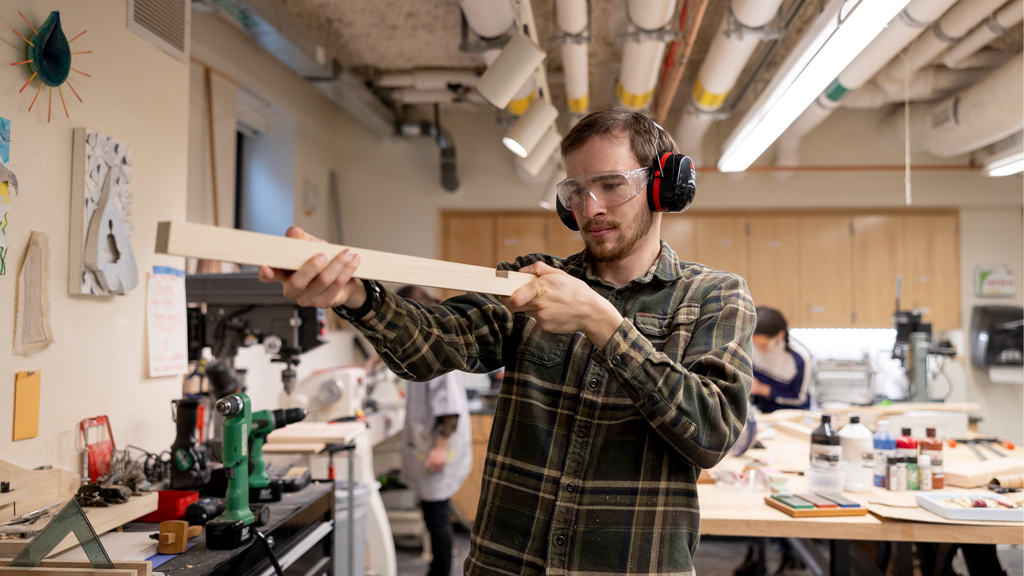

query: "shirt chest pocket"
left=634, top=304, right=700, bottom=356
left=517, top=323, right=573, bottom=368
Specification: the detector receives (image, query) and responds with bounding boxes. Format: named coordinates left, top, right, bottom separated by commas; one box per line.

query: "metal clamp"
left=723, top=1, right=785, bottom=41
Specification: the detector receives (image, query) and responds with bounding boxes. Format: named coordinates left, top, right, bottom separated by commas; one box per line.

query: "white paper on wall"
left=147, top=266, right=189, bottom=377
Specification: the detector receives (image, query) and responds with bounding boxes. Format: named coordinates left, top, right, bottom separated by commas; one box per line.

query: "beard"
left=583, top=205, right=653, bottom=263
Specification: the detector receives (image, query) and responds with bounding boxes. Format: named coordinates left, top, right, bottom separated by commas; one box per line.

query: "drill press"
left=205, top=393, right=257, bottom=550
left=249, top=408, right=306, bottom=503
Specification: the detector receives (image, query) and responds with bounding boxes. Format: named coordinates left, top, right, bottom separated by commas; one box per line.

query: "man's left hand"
left=502, top=263, right=623, bottom=348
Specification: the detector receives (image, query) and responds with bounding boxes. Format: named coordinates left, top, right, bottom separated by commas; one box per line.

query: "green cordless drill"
left=249, top=408, right=306, bottom=503
left=206, top=393, right=257, bottom=550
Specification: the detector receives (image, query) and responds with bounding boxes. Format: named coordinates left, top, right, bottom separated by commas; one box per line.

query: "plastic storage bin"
left=805, top=467, right=845, bottom=494
left=334, top=480, right=373, bottom=576
left=137, top=490, right=199, bottom=522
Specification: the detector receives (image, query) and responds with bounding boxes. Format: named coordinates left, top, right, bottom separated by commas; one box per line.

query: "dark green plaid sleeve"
left=342, top=286, right=512, bottom=381
left=595, top=273, right=755, bottom=469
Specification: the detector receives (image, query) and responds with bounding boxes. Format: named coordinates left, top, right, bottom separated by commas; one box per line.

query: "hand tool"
left=205, top=393, right=257, bottom=550
left=249, top=408, right=306, bottom=503
left=169, top=398, right=212, bottom=490
left=951, top=437, right=1015, bottom=460
left=0, top=501, right=61, bottom=526
left=184, top=497, right=225, bottom=526
left=150, top=520, right=203, bottom=554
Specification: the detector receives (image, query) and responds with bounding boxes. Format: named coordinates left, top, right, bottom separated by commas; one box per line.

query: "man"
left=261, top=109, right=755, bottom=575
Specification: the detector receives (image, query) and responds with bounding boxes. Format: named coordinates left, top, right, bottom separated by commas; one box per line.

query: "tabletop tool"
left=184, top=496, right=225, bottom=526
left=891, top=276, right=958, bottom=402
left=76, top=416, right=115, bottom=482
left=170, top=398, right=212, bottom=490
left=951, top=437, right=1015, bottom=460
left=205, top=393, right=258, bottom=550
left=151, top=520, right=203, bottom=554
left=249, top=408, right=307, bottom=503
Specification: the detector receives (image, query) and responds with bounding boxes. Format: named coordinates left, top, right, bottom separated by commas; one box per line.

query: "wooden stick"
left=18, top=72, right=35, bottom=93
left=18, top=12, right=37, bottom=35
left=58, top=86, right=68, bottom=118
left=28, top=81, right=42, bottom=111
left=69, top=29, right=87, bottom=43
left=12, top=28, right=34, bottom=47
left=9, top=59, right=32, bottom=66
left=71, top=51, right=92, bottom=55
left=71, top=67, right=91, bottom=78
left=654, top=0, right=711, bottom=125
left=155, top=221, right=537, bottom=296
left=66, top=79, right=82, bottom=102
left=47, top=87, right=51, bottom=123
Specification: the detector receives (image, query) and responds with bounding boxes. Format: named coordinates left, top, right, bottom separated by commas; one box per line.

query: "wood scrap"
left=155, top=221, right=537, bottom=296
left=774, top=421, right=812, bottom=440
left=945, top=458, right=1024, bottom=488
left=0, top=558, right=151, bottom=576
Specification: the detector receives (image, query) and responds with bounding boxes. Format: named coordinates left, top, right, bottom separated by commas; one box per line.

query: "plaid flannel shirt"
left=344, top=241, right=755, bottom=575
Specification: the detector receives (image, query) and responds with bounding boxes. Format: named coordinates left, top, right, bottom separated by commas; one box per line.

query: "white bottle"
left=839, top=415, right=874, bottom=492
left=919, top=455, right=933, bottom=491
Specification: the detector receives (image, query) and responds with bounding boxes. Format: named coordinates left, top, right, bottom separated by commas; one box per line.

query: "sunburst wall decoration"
left=11, top=10, right=90, bottom=122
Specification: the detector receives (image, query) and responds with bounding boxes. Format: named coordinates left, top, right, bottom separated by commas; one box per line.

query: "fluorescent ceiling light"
left=718, top=0, right=911, bottom=172
left=985, top=152, right=1024, bottom=177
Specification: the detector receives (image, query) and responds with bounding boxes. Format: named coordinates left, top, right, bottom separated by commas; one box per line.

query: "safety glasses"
left=555, top=167, right=649, bottom=212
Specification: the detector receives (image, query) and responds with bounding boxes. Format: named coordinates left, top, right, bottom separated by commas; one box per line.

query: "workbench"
left=135, top=482, right=334, bottom=576
left=700, top=416, right=1023, bottom=575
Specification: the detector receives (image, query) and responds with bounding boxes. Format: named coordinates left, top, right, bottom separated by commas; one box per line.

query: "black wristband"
left=334, top=280, right=381, bottom=322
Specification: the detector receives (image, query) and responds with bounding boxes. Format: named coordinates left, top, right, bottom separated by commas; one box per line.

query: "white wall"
left=0, top=1, right=189, bottom=471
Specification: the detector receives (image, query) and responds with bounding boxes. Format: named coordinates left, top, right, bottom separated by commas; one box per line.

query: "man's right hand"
left=257, top=226, right=367, bottom=310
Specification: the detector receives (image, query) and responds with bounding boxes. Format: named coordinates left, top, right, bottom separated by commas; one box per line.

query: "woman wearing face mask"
left=749, top=307, right=812, bottom=412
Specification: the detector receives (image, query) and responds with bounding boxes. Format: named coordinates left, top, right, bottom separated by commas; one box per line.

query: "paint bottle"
left=919, top=427, right=944, bottom=489
left=810, top=414, right=842, bottom=471
left=873, top=420, right=896, bottom=488
left=896, top=427, right=918, bottom=460
left=896, top=456, right=907, bottom=491
left=839, top=415, right=873, bottom=492
left=887, top=456, right=899, bottom=491
left=906, top=456, right=920, bottom=491
left=919, top=455, right=932, bottom=491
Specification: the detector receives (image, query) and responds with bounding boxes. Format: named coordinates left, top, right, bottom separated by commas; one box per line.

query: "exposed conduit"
left=616, top=0, right=678, bottom=110
left=556, top=0, right=590, bottom=122
left=943, top=0, right=1024, bottom=69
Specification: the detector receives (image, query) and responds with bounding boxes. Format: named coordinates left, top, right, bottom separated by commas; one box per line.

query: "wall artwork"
left=11, top=10, right=90, bottom=122
left=0, top=116, right=18, bottom=275
left=68, top=128, right=138, bottom=296
left=14, top=231, right=54, bottom=356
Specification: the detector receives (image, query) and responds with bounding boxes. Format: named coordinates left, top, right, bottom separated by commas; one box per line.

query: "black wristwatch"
left=335, top=279, right=382, bottom=321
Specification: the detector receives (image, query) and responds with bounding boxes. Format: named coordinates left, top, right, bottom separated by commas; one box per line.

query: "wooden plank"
left=156, top=221, right=536, bottom=296
left=904, top=215, right=961, bottom=331
left=851, top=215, right=904, bottom=328
left=764, top=496, right=868, bottom=517
left=266, top=422, right=365, bottom=444
left=441, top=213, right=496, bottom=300
left=746, top=216, right=800, bottom=321
left=774, top=421, right=812, bottom=440
left=798, top=216, right=852, bottom=327
left=0, top=559, right=149, bottom=576
left=0, top=460, right=79, bottom=521
left=695, top=216, right=748, bottom=277
left=261, top=442, right=326, bottom=454
left=945, top=458, right=1024, bottom=488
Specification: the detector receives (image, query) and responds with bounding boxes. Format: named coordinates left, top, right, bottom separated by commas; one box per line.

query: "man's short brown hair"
left=560, top=108, right=679, bottom=169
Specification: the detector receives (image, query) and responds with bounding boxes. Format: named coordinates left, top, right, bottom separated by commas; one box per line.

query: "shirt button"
left=577, top=427, right=587, bottom=438
left=646, top=395, right=658, bottom=406
left=612, top=293, right=621, bottom=300
left=565, top=483, right=576, bottom=493
left=611, top=356, right=621, bottom=366
left=588, top=378, right=598, bottom=390
left=555, top=535, right=567, bottom=546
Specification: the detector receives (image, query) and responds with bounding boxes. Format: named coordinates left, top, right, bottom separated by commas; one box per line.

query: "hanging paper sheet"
left=0, top=116, right=19, bottom=275
left=147, top=266, right=188, bottom=377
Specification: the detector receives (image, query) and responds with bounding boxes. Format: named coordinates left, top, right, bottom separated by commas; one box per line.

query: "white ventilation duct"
left=842, top=66, right=988, bottom=108
left=775, top=0, right=960, bottom=166
left=883, top=52, right=1023, bottom=158
left=943, top=0, right=1024, bottom=69
left=377, top=70, right=480, bottom=90
left=616, top=0, right=677, bottom=111
left=675, top=0, right=785, bottom=164
left=556, top=0, right=590, bottom=118
left=876, top=0, right=1010, bottom=93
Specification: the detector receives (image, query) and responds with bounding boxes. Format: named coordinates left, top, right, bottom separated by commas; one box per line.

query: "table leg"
left=829, top=540, right=850, bottom=576
left=786, top=538, right=827, bottom=576
left=753, top=538, right=768, bottom=576
left=348, top=447, right=355, bottom=576
left=892, top=542, right=914, bottom=576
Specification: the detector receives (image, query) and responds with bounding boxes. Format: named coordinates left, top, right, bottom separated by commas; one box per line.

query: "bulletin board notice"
left=147, top=266, right=188, bottom=377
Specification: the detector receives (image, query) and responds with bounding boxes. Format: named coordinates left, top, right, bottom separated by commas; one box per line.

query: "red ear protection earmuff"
left=556, top=153, right=696, bottom=232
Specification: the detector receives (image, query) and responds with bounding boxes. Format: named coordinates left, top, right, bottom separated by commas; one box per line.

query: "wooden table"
left=699, top=417, right=1023, bottom=575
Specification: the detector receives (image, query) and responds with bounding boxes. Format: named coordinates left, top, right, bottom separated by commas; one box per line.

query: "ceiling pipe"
left=400, top=105, right=460, bottom=192
left=946, top=47, right=1015, bottom=69
left=377, top=70, right=480, bottom=90
left=616, top=0, right=678, bottom=111
left=943, top=0, right=1024, bottom=69
left=876, top=0, right=1011, bottom=94
left=842, top=66, right=988, bottom=108
left=882, top=52, right=1024, bottom=158
left=675, top=0, right=786, bottom=165
left=555, top=0, right=591, bottom=122
left=775, top=0, right=961, bottom=166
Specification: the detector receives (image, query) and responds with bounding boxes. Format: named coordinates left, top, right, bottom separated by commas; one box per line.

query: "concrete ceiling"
left=270, top=0, right=1022, bottom=131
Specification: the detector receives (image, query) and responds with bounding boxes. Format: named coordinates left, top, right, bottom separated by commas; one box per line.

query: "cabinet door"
left=442, top=214, right=496, bottom=299
left=450, top=414, right=493, bottom=525
left=495, top=215, right=548, bottom=264
left=696, top=216, right=748, bottom=277
left=747, top=216, right=800, bottom=322
left=799, top=216, right=852, bottom=327
left=903, top=215, right=960, bottom=331
left=851, top=215, right=904, bottom=328
left=661, top=214, right=697, bottom=262
left=546, top=214, right=586, bottom=258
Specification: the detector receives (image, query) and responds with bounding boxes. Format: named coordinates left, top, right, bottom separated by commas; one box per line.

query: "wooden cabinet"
left=696, top=216, right=748, bottom=277
left=903, top=215, right=960, bottom=331
left=442, top=214, right=496, bottom=299
left=851, top=215, right=904, bottom=328
left=495, top=215, right=548, bottom=264
left=546, top=214, right=586, bottom=258
left=660, top=214, right=697, bottom=262
left=450, top=413, right=493, bottom=525
left=799, top=216, right=852, bottom=328
left=747, top=216, right=800, bottom=323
